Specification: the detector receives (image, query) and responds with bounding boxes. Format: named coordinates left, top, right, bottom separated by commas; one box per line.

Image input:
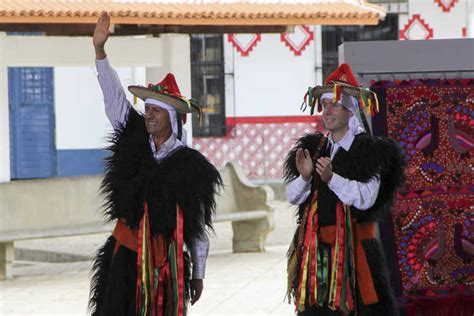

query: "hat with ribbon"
left=128, top=73, right=202, bottom=141
left=128, top=73, right=201, bottom=115
left=301, top=63, right=379, bottom=117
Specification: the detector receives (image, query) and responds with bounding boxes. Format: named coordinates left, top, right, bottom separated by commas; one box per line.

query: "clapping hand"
left=316, top=157, right=333, bottom=183
left=295, top=148, right=314, bottom=182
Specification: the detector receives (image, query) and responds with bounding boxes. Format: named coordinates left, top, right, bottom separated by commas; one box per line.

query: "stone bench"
left=0, top=176, right=107, bottom=279
left=0, top=162, right=275, bottom=279
left=214, top=162, right=275, bottom=253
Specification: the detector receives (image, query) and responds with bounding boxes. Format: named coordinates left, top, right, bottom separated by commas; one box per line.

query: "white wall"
left=469, top=0, right=474, bottom=37
left=54, top=34, right=190, bottom=150
left=225, top=32, right=317, bottom=118
left=54, top=66, right=146, bottom=150
left=408, top=0, right=468, bottom=39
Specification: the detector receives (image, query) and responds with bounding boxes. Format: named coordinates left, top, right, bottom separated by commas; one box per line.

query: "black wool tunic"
left=89, top=109, right=222, bottom=316
left=284, top=132, right=405, bottom=316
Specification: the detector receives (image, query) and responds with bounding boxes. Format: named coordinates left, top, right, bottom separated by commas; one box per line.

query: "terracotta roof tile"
left=0, top=0, right=385, bottom=25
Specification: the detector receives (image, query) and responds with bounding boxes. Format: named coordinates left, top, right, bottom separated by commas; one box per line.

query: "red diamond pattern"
left=280, top=25, right=314, bottom=56
left=193, top=122, right=321, bottom=180
left=227, top=33, right=261, bottom=57
left=400, top=14, right=434, bottom=40
left=434, top=0, right=459, bottom=12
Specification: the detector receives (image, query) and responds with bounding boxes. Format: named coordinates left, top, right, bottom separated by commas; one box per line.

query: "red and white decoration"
left=400, top=14, right=434, bottom=40
left=462, top=27, right=467, bottom=37
left=434, top=0, right=459, bottom=12
left=194, top=118, right=323, bottom=180
left=280, top=25, right=314, bottom=56
left=227, top=33, right=261, bottom=57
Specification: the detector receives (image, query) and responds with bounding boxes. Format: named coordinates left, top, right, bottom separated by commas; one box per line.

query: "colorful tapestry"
left=380, top=80, right=473, bottom=294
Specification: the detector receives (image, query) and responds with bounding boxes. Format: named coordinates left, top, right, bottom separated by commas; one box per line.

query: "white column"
left=314, top=25, right=323, bottom=85
left=0, top=33, right=11, bottom=183
left=224, top=34, right=236, bottom=119
left=468, top=0, right=474, bottom=38
left=146, top=34, right=193, bottom=144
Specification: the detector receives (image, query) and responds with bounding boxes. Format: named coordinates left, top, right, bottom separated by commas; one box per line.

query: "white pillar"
left=0, top=33, right=11, bottom=183
left=468, top=0, right=474, bottom=38
left=146, top=34, right=193, bottom=144
left=223, top=34, right=237, bottom=122
left=314, top=25, right=323, bottom=85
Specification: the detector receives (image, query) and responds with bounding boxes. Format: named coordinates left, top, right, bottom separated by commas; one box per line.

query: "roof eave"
left=0, top=16, right=382, bottom=26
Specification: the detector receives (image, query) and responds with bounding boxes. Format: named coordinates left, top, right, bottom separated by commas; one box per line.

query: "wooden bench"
left=0, top=162, right=275, bottom=280
left=214, top=162, right=275, bottom=253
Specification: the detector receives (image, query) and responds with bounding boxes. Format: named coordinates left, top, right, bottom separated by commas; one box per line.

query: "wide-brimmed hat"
left=128, top=73, right=201, bottom=115
left=302, top=63, right=379, bottom=116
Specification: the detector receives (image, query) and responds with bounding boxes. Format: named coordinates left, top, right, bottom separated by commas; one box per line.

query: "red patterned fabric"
left=382, top=80, right=473, bottom=294
left=401, top=285, right=474, bottom=316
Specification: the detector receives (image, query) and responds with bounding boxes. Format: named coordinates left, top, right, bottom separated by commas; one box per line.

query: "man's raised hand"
left=93, top=11, right=111, bottom=59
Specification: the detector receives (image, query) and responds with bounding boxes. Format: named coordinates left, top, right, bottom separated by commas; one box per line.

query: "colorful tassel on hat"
left=301, top=89, right=309, bottom=112
left=301, top=87, right=320, bottom=115
left=333, top=84, right=341, bottom=104
left=189, top=98, right=203, bottom=127
left=374, top=93, right=380, bottom=113
left=309, top=87, right=318, bottom=115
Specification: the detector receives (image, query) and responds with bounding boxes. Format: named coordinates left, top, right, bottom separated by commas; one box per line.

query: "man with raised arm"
left=89, top=12, right=222, bottom=316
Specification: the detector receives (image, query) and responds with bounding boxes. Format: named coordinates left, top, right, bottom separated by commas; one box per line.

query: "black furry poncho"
left=89, top=108, right=222, bottom=315
left=101, top=108, right=222, bottom=245
left=284, top=132, right=405, bottom=225
left=284, top=132, right=406, bottom=316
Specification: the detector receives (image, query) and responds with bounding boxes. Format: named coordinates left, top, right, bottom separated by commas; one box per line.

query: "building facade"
left=193, top=0, right=473, bottom=181
left=3, top=0, right=473, bottom=182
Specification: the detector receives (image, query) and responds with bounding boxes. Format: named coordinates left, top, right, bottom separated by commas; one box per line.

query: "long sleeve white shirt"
left=286, top=130, right=380, bottom=210
left=96, top=57, right=209, bottom=279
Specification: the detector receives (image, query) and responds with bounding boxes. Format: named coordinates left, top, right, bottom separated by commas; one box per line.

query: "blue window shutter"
left=8, top=67, right=56, bottom=179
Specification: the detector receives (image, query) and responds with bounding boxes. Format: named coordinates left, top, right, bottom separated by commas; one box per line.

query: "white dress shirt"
left=96, top=57, right=209, bottom=279
left=286, top=129, right=380, bottom=210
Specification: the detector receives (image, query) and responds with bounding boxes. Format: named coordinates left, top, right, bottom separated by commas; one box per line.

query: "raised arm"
left=93, top=12, right=131, bottom=129
left=93, top=11, right=110, bottom=60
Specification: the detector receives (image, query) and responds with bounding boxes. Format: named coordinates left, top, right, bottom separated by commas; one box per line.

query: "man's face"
left=321, top=98, right=352, bottom=133
left=144, top=104, right=172, bottom=138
